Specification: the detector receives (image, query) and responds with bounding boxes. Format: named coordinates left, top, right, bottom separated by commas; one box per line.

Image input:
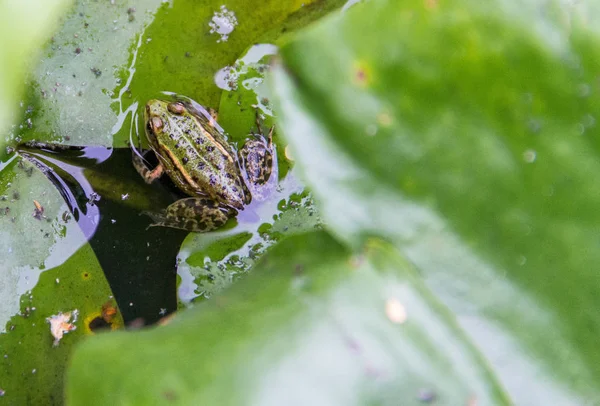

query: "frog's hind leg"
left=143, top=197, right=237, bottom=232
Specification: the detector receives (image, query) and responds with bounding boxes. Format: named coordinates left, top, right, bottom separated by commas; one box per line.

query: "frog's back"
left=153, top=102, right=250, bottom=209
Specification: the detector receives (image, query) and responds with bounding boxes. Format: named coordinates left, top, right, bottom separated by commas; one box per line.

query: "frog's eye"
left=168, top=102, right=186, bottom=115
left=150, top=116, right=163, bottom=133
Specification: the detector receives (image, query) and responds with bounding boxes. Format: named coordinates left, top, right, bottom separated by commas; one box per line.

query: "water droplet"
left=582, top=114, right=596, bottom=128
left=208, top=6, right=238, bottom=43
left=377, top=112, right=392, bottom=127
left=578, top=83, right=591, bottom=98
left=527, top=118, right=541, bottom=133
left=417, top=388, right=436, bottom=403
left=385, top=298, right=407, bottom=324
left=523, top=149, right=536, bottom=163
left=366, top=124, right=377, bottom=136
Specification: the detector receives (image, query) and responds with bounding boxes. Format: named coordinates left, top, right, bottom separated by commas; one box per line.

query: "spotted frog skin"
left=133, top=99, right=274, bottom=232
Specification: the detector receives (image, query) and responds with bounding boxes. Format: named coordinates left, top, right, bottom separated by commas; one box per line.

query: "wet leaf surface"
left=0, top=244, right=122, bottom=405
left=271, top=0, right=600, bottom=403
left=67, top=231, right=508, bottom=406
left=0, top=0, right=73, bottom=147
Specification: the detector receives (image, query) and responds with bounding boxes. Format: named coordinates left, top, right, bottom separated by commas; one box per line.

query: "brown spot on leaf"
left=424, top=0, right=438, bottom=9
left=163, top=390, right=178, bottom=402
left=101, top=301, right=118, bottom=323
left=352, top=60, right=372, bottom=88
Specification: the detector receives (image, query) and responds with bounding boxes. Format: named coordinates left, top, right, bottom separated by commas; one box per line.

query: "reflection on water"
left=17, top=145, right=181, bottom=324
left=19, top=147, right=105, bottom=240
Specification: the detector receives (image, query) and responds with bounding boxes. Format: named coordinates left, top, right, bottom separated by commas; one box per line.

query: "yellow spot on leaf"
left=377, top=112, right=393, bottom=127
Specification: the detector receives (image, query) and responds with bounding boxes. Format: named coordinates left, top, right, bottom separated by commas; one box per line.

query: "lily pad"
left=0, top=237, right=122, bottom=405
left=271, top=0, right=600, bottom=402
left=67, top=231, right=508, bottom=405
left=177, top=189, right=321, bottom=303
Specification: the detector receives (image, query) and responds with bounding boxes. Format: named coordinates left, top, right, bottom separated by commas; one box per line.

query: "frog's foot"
left=132, top=150, right=164, bottom=184
left=143, top=197, right=237, bottom=232
left=239, top=139, right=273, bottom=186
left=239, top=112, right=277, bottom=201
left=240, top=109, right=275, bottom=187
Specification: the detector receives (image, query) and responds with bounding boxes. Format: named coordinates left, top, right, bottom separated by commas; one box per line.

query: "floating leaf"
left=0, top=243, right=122, bottom=404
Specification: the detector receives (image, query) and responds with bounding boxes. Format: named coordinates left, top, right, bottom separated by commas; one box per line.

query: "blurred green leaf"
left=67, top=231, right=508, bottom=405
left=0, top=0, right=74, bottom=145
left=271, top=0, right=600, bottom=403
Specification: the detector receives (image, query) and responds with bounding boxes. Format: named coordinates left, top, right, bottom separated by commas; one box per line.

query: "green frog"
left=132, top=99, right=275, bottom=232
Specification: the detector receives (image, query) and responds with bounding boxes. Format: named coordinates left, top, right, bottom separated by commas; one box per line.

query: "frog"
left=132, top=99, right=275, bottom=232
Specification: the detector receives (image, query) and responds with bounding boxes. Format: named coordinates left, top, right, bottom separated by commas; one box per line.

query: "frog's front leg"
left=143, top=197, right=237, bottom=232
left=132, top=149, right=164, bottom=184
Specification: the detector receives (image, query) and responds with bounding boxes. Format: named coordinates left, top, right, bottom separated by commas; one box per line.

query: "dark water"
left=19, top=145, right=185, bottom=324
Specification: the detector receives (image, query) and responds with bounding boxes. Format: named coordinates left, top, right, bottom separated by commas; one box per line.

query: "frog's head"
left=144, top=99, right=190, bottom=146
left=144, top=99, right=169, bottom=145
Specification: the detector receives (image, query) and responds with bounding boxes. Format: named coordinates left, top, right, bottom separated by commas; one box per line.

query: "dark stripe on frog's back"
left=154, top=107, right=249, bottom=209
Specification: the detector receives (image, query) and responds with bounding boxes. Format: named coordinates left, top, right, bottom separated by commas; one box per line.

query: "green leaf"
left=177, top=190, right=321, bottom=303
left=0, top=157, right=123, bottom=404
left=0, top=0, right=73, bottom=144
left=4, top=0, right=168, bottom=150
left=271, top=0, right=600, bottom=402
left=0, top=244, right=122, bottom=404
left=67, top=231, right=508, bottom=405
